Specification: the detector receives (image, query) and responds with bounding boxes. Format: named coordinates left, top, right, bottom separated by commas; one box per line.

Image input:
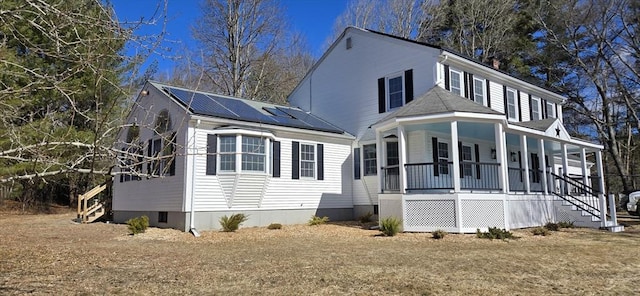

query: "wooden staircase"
left=77, top=181, right=109, bottom=223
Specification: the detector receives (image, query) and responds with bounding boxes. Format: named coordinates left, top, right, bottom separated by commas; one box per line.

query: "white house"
left=112, top=81, right=355, bottom=231
left=112, top=27, right=621, bottom=233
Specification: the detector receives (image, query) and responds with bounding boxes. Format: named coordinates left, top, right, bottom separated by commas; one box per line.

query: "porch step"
left=601, top=225, right=625, bottom=232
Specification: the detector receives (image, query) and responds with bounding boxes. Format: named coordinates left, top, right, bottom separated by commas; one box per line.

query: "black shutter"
left=468, top=73, right=475, bottom=101
left=354, top=148, right=361, bottom=180
left=378, top=77, right=386, bottom=113
left=503, top=85, right=508, bottom=119
left=206, top=134, right=217, bottom=175
left=444, top=65, right=450, bottom=91
left=169, top=132, right=176, bottom=176
left=147, top=139, right=152, bottom=175
left=317, top=144, right=324, bottom=180
left=458, top=141, right=463, bottom=178
left=486, top=80, right=492, bottom=108
left=272, top=141, right=281, bottom=178
left=463, top=72, right=469, bottom=99
left=542, top=99, right=548, bottom=119
left=404, top=69, right=414, bottom=103
left=432, top=137, right=439, bottom=176
left=517, top=90, right=522, bottom=121
left=528, top=94, right=533, bottom=120
left=292, top=141, right=300, bottom=179
left=518, top=151, right=523, bottom=182
left=474, top=144, right=481, bottom=179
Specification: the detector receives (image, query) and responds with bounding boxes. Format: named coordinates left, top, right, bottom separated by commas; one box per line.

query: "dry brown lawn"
left=1, top=208, right=639, bottom=295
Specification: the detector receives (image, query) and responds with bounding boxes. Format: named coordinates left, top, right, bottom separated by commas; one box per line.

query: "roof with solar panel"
left=148, top=81, right=346, bottom=134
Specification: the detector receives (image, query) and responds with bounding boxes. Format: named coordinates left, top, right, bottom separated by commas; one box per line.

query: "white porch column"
left=520, top=135, right=530, bottom=193
left=398, top=125, right=408, bottom=194
left=376, top=129, right=384, bottom=193
left=539, top=139, right=548, bottom=195
left=451, top=121, right=461, bottom=192
left=561, top=143, right=569, bottom=194
left=580, top=148, right=589, bottom=186
left=494, top=123, right=508, bottom=193
left=595, top=150, right=607, bottom=225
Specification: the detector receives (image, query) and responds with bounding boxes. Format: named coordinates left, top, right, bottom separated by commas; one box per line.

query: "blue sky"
left=112, top=0, right=348, bottom=74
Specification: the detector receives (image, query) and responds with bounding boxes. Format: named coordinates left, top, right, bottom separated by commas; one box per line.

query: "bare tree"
left=536, top=0, right=640, bottom=192
left=192, top=0, right=309, bottom=102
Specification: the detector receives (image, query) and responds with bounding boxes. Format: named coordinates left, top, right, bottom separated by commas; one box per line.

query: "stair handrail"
left=548, top=172, right=604, bottom=218
left=77, top=180, right=110, bottom=223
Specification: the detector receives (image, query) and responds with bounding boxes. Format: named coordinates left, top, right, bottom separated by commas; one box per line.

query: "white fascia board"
left=372, top=112, right=505, bottom=131
left=442, top=52, right=567, bottom=104
left=190, top=115, right=355, bottom=140
left=505, top=124, right=603, bottom=150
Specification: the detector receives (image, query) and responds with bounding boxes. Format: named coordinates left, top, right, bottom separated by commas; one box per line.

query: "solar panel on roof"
left=276, top=107, right=342, bottom=133
left=263, top=107, right=293, bottom=118
left=209, top=95, right=276, bottom=124
left=164, top=87, right=239, bottom=119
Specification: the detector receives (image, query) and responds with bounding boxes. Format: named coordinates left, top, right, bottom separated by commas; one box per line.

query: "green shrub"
left=432, top=229, right=447, bottom=239
left=219, top=213, right=248, bottom=232
left=544, top=222, right=560, bottom=231
left=379, top=217, right=402, bottom=236
left=557, top=221, right=575, bottom=229
left=308, top=215, right=329, bottom=226
left=476, top=227, right=517, bottom=240
left=532, top=227, right=550, bottom=236
left=267, top=223, right=282, bottom=230
left=358, top=212, right=373, bottom=223
left=126, top=215, right=149, bottom=235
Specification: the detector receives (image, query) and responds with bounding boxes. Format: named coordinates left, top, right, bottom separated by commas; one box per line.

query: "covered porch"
left=371, top=88, right=612, bottom=233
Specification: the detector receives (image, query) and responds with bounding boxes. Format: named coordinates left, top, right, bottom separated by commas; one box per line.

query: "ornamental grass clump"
left=358, top=212, right=373, bottom=223
left=432, top=229, right=447, bottom=239
left=379, top=217, right=402, bottom=236
left=532, top=227, right=550, bottom=236
left=308, top=215, right=329, bottom=226
left=476, top=227, right=518, bottom=240
left=126, top=215, right=149, bottom=235
left=219, top=213, right=248, bottom=232
left=267, top=223, right=282, bottom=230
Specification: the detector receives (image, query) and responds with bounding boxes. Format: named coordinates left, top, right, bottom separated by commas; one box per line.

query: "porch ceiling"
left=405, top=121, right=496, bottom=140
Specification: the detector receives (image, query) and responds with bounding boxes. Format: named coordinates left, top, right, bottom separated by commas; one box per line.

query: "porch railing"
left=508, top=168, right=546, bottom=192
left=400, top=162, right=501, bottom=191
left=381, top=166, right=400, bottom=192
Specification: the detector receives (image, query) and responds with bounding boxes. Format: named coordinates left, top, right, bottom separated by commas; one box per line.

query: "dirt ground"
left=1, top=208, right=639, bottom=295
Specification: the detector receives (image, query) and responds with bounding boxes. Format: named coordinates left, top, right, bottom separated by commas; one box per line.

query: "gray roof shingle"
left=375, top=86, right=503, bottom=125
left=511, top=118, right=557, bottom=132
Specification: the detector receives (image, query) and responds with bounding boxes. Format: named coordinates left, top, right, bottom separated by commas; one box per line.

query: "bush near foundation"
left=219, top=214, right=248, bottom=232
left=126, top=216, right=149, bottom=235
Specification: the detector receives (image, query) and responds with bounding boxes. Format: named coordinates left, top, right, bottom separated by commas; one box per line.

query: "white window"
left=546, top=101, right=556, bottom=118
left=461, top=145, right=473, bottom=177
left=438, top=142, right=449, bottom=175
left=450, top=68, right=463, bottom=96
left=241, top=136, right=265, bottom=172
left=506, top=88, right=518, bottom=121
left=473, top=77, right=486, bottom=106
left=300, top=144, right=315, bottom=178
left=388, top=75, right=404, bottom=109
left=531, top=97, right=541, bottom=120
left=219, top=135, right=236, bottom=172
left=363, top=144, right=377, bottom=176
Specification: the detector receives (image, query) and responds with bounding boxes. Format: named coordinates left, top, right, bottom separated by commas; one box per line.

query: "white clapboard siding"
left=289, top=28, right=440, bottom=139
left=190, top=130, right=353, bottom=212
left=488, top=80, right=505, bottom=114
left=112, top=83, right=189, bottom=212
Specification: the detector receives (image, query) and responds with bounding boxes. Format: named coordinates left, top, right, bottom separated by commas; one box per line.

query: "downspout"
left=190, top=119, right=201, bottom=237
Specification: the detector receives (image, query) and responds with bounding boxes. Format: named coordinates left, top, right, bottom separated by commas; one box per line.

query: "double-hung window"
left=461, top=145, right=473, bottom=177
left=300, top=144, right=315, bottom=178
left=506, top=88, right=518, bottom=121
left=531, top=97, right=541, bottom=120
left=449, top=68, right=463, bottom=96
left=363, top=144, right=377, bottom=176
left=473, top=77, right=486, bottom=106
left=438, top=142, right=449, bottom=175
left=219, top=135, right=236, bottom=172
left=388, top=75, right=404, bottom=109
left=241, top=136, right=265, bottom=172
left=546, top=101, right=556, bottom=118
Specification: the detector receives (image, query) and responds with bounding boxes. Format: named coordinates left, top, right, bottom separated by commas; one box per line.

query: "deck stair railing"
left=549, top=172, right=604, bottom=219
left=77, top=181, right=109, bottom=223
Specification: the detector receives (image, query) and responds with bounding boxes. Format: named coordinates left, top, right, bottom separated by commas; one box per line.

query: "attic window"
left=346, top=37, right=352, bottom=50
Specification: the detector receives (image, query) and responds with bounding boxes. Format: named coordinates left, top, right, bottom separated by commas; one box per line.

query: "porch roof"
left=374, top=86, right=503, bottom=126
left=511, top=118, right=557, bottom=131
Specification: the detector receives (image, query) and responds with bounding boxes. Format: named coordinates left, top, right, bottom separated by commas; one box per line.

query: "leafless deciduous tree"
left=536, top=0, right=640, bottom=192
left=191, top=0, right=312, bottom=104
